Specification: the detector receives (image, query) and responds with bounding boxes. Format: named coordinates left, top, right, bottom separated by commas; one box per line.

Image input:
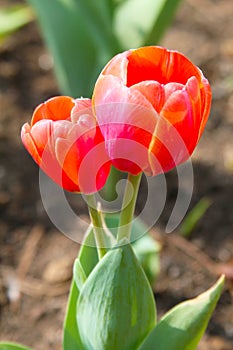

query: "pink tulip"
left=21, top=96, right=110, bottom=193
left=93, top=46, right=212, bottom=175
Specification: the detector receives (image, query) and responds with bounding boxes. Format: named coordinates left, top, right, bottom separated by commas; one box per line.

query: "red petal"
left=199, top=78, right=212, bottom=139
left=126, top=46, right=202, bottom=87
left=31, top=96, right=75, bottom=125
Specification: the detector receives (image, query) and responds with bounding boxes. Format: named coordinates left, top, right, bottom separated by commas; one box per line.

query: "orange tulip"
left=21, top=96, right=110, bottom=193
left=93, top=46, right=212, bottom=175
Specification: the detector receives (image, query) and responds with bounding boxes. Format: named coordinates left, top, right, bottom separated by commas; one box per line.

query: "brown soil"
left=0, top=0, right=233, bottom=349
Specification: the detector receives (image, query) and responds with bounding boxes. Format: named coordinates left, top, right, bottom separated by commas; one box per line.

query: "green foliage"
left=77, top=240, right=156, bottom=350
left=0, top=4, right=34, bottom=42
left=180, top=197, right=211, bottom=237
left=105, top=213, right=161, bottom=285
left=113, top=0, right=183, bottom=49
left=0, top=343, right=33, bottom=350
left=27, top=0, right=120, bottom=97
left=139, top=275, right=225, bottom=350
left=63, top=219, right=160, bottom=349
left=132, top=234, right=160, bottom=285
left=26, top=0, right=183, bottom=97
left=62, top=226, right=98, bottom=350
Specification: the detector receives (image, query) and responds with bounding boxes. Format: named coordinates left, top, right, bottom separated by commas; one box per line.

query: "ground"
left=0, top=0, right=233, bottom=349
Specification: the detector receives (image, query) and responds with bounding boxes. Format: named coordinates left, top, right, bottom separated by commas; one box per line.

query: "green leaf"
left=63, top=279, right=84, bottom=350
left=0, top=5, right=34, bottom=41
left=27, top=0, right=119, bottom=97
left=73, top=259, right=87, bottom=291
left=114, top=0, right=183, bottom=49
left=62, top=226, right=98, bottom=350
left=132, top=234, right=161, bottom=285
left=0, top=342, right=33, bottom=350
left=77, top=240, right=156, bottom=350
left=105, top=213, right=161, bottom=284
left=63, top=218, right=159, bottom=350
left=139, top=275, right=225, bottom=350
left=179, top=197, right=211, bottom=238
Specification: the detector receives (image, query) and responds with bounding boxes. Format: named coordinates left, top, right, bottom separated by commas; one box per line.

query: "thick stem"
left=117, top=173, right=142, bottom=242
left=85, top=194, right=107, bottom=260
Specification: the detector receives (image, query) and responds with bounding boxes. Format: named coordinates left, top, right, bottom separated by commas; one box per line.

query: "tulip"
left=93, top=46, right=212, bottom=175
left=21, top=96, right=110, bottom=193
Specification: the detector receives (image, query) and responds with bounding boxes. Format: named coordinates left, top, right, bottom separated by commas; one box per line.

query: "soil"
left=0, top=0, right=233, bottom=349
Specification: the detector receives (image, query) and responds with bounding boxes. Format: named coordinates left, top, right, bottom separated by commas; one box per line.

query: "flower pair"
left=21, top=46, right=211, bottom=194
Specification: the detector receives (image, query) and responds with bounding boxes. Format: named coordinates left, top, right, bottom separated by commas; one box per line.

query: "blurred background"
left=0, top=0, right=233, bottom=349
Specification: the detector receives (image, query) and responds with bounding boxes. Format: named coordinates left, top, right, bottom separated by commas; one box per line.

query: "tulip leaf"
left=132, top=234, right=161, bottom=285
left=63, top=226, right=98, bottom=350
left=0, top=343, right=33, bottom=350
left=77, top=240, right=156, bottom=350
left=27, top=0, right=119, bottom=97
left=139, top=275, right=225, bottom=350
left=105, top=213, right=161, bottom=284
left=179, top=197, right=211, bottom=238
left=114, top=0, right=183, bottom=49
left=0, top=4, right=34, bottom=41
left=73, top=258, right=87, bottom=291
left=63, top=217, right=159, bottom=350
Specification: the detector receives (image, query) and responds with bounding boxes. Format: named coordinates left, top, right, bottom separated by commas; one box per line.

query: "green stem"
left=85, top=194, right=107, bottom=260
left=117, top=173, right=142, bottom=242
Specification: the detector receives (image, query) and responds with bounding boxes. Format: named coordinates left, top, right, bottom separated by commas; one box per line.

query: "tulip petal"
left=71, top=98, right=93, bottom=124
left=126, top=47, right=202, bottom=87
left=164, top=82, right=184, bottom=100
left=161, top=89, right=190, bottom=125
left=102, top=52, right=129, bottom=84
left=31, top=96, right=75, bottom=125
left=21, top=123, right=42, bottom=165
left=55, top=137, right=80, bottom=187
left=29, top=120, right=53, bottom=157
left=199, top=78, right=212, bottom=138
left=94, top=75, right=157, bottom=133
left=130, top=81, right=165, bottom=113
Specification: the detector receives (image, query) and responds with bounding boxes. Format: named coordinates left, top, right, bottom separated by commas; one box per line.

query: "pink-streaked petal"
left=29, top=120, right=53, bottom=157
left=184, top=77, right=202, bottom=149
left=164, top=82, right=184, bottom=100
left=21, top=123, right=42, bottom=165
left=71, top=98, right=93, bottom=124
left=55, top=126, right=111, bottom=194
left=94, top=75, right=157, bottom=134
left=55, top=137, right=80, bottom=186
left=101, top=51, right=129, bottom=85
left=161, top=89, right=191, bottom=125
left=130, top=81, right=165, bottom=113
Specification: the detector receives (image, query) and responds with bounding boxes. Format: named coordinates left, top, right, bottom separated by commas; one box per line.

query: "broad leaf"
left=27, top=0, right=119, bottom=97
left=0, top=342, right=33, bottom=350
left=77, top=240, right=156, bottom=350
left=63, top=217, right=159, bottom=350
left=105, top=213, right=161, bottom=284
left=132, top=234, right=160, bottom=285
left=73, top=258, right=87, bottom=291
left=114, top=0, right=183, bottom=49
left=139, top=275, right=225, bottom=350
left=62, top=226, right=98, bottom=350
